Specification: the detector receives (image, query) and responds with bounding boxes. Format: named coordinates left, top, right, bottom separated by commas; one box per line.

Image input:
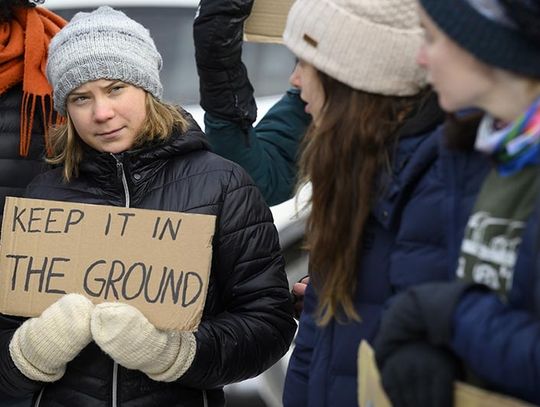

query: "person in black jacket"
left=0, top=0, right=65, bottom=223
left=0, top=6, right=296, bottom=407
left=0, top=2, right=64, bottom=406
left=193, top=0, right=311, bottom=207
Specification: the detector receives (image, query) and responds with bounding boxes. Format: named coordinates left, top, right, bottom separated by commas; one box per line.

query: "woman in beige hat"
left=280, top=0, right=490, bottom=405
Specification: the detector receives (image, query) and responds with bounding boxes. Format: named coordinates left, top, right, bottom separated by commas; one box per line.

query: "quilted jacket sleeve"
left=451, top=290, right=540, bottom=404
left=205, top=88, right=311, bottom=206
left=0, top=314, right=43, bottom=397
left=178, top=165, right=297, bottom=388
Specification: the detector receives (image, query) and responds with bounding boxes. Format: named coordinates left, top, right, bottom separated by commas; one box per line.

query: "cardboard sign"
left=244, top=0, right=294, bottom=43
left=358, top=341, right=392, bottom=407
left=357, top=341, right=533, bottom=407
left=0, top=197, right=216, bottom=331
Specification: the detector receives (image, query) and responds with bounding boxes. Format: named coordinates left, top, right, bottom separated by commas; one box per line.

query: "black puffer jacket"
left=0, top=122, right=296, bottom=406
left=0, top=84, right=48, bottom=220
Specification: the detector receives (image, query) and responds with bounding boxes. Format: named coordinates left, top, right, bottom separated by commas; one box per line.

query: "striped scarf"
left=475, top=96, right=540, bottom=175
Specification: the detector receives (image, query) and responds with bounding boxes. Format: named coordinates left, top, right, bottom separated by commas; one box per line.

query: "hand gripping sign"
left=357, top=341, right=533, bottom=407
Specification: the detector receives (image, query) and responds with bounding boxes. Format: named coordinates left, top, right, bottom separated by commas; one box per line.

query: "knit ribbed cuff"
left=146, top=332, right=197, bottom=383
left=9, top=328, right=65, bottom=383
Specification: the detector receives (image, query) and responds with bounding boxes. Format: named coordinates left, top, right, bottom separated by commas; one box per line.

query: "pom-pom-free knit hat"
left=283, top=0, right=426, bottom=96
left=46, top=6, right=163, bottom=116
left=419, top=0, right=540, bottom=78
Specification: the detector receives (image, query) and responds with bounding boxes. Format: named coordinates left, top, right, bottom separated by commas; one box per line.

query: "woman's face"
left=289, top=60, right=325, bottom=122
left=66, top=80, right=147, bottom=153
left=416, top=8, right=497, bottom=113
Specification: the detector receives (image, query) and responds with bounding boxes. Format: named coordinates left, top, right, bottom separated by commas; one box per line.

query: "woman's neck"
left=484, top=75, right=540, bottom=123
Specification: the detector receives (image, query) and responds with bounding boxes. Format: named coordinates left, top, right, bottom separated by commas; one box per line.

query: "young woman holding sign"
left=0, top=6, right=295, bottom=407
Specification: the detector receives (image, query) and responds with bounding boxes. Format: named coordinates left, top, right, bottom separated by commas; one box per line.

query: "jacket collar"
left=373, top=93, right=445, bottom=229
left=397, top=92, right=444, bottom=140
left=79, top=118, right=209, bottom=180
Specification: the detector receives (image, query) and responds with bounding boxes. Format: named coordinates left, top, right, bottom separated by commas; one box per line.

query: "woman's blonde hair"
left=47, top=93, right=189, bottom=182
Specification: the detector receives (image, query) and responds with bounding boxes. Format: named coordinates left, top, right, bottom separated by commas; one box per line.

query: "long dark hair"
left=298, top=70, right=430, bottom=325
left=442, top=111, right=483, bottom=151
left=0, top=0, right=35, bottom=23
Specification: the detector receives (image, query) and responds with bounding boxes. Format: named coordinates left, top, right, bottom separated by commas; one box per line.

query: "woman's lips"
left=97, top=127, right=123, bottom=137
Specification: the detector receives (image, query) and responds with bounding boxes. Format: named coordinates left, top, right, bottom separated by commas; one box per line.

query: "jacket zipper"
left=113, top=157, right=131, bottom=208
left=111, top=154, right=131, bottom=407
left=34, top=387, right=44, bottom=406
left=112, top=361, right=119, bottom=407
left=203, top=390, right=208, bottom=407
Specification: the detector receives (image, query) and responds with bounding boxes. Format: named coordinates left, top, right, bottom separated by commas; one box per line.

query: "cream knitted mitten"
left=9, top=293, right=94, bottom=382
left=91, top=302, right=196, bottom=382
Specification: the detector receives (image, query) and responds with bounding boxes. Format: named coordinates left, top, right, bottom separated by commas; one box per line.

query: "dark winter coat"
left=449, top=162, right=540, bottom=404
left=0, top=120, right=296, bottom=407
left=0, top=83, right=49, bottom=407
left=283, top=102, right=491, bottom=407
left=0, top=84, right=48, bottom=220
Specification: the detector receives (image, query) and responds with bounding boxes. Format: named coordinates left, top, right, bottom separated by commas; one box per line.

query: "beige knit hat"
left=283, top=0, right=427, bottom=96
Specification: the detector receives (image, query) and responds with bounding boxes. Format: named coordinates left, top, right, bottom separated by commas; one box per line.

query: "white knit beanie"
left=46, top=6, right=163, bottom=116
left=283, top=0, right=427, bottom=96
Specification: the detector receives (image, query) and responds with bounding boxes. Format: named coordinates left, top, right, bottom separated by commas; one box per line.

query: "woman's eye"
left=110, top=85, right=125, bottom=93
left=70, top=96, right=88, bottom=105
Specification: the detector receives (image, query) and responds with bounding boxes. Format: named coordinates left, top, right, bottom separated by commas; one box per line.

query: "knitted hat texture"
left=46, top=6, right=163, bottom=115
left=419, top=0, right=540, bottom=78
left=283, top=0, right=427, bottom=96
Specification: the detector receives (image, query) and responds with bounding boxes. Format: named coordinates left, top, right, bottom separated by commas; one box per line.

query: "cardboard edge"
left=243, top=32, right=284, bottom=44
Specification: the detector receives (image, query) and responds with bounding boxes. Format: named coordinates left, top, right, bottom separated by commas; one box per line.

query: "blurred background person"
left=0, top=0, right=65, bottom=221
left=193, top=0, right=311, bottom=207
left=375, top=0, right=540, bottom=406
left=0, top=1, right=64, bottom=405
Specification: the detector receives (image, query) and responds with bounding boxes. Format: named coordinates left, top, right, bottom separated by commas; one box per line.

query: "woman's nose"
left=93, top=100, right=115, bottom=122
left=289, top=64, right=302, bottom=89
left=416, top=44, right=428, bottom=68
